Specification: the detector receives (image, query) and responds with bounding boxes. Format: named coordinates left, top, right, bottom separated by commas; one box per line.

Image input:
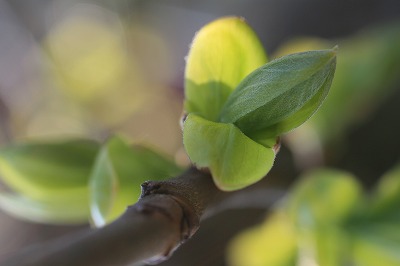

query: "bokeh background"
left=0, top=0, right=399, bottom=265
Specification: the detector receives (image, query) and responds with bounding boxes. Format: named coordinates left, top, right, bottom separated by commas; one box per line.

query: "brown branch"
left=1, top=167, right=222, bottom=266
left=1, top=167, right=285, bottom=266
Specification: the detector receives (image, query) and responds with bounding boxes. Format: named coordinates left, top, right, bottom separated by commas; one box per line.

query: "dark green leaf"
left=219, top=49, right=336, bottom=138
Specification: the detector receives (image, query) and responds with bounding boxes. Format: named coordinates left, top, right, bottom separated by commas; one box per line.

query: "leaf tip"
left=328, top=45, right=338, bottom=60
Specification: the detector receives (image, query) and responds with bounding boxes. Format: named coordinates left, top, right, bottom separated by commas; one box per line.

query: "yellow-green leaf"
left=183, top=114, right=275, bottom=191
left=184, top=17, right=267, bottom=121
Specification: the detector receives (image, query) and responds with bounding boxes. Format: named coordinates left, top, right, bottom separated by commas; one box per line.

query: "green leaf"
left=184, top=17, right=267, bottom=121
left=219, top=48, right=336, bottom=138
left=0, top=192, right=89, bottom=224
left=249, top=83, right=330, bottom=140
left=0, top=139, right=99, bottom=201
left=183, top=114, right=275, bottom=191
left=89, top=136, right=182, bottom=227
left=288, top=169, right=362, bottom=228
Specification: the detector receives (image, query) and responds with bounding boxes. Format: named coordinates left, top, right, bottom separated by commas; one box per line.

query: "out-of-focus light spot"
left=42, top=4, right=159, bottom=128
left=46, top=4, right=129, bottom=102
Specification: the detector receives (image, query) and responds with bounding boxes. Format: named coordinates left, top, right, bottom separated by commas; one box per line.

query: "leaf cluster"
left=183, top=17, right=336, bottom=190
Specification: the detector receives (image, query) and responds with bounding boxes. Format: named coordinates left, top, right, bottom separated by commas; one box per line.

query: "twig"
left=1, top=167, right=285, bottom=266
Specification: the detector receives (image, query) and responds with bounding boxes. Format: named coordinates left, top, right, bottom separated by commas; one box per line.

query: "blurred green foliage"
left=0, top=137, right=182, bottom=225
left=228, top=165, right=400, bottom=266
left=0, top=139, right=98, bottom=224
left=0, top=139, right=98, bottom=200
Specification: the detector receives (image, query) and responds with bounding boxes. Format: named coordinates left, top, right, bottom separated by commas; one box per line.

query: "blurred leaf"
left=0, top=192, right=89, bottom=224
left=183, top=114, right=275, bottom=191
left=344, top=164, right=400, bottom=266
left=185, top=17, right=267, bottom=121
left=311, top=226, right=351, bottom=266
left=227, top=167, right=400, bottom=266
left=370, top=164, right=400, bottom=217
left=285, top=170, right=361, bottom=266
left=0, top=139, right=99, bottom=201
left=89, top=136, right=182, bottom=227
left=220, top=49, right=336, bottom=139
left=288, top=169, right=362, bottom=228
left=227, top=212, right=297, bottom=266
left=350, top=224, right=400, bottom=266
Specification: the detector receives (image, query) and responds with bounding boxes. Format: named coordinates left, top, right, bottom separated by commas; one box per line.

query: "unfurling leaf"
left=184, top=17, right=267, bottom=121
left=183, top=17, right=337, bottom=191
left=183, top=114, right=275, bottom=191
left=220, top=48, right=337, bottom=139
left=89, top=136, right=182, bottom=227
